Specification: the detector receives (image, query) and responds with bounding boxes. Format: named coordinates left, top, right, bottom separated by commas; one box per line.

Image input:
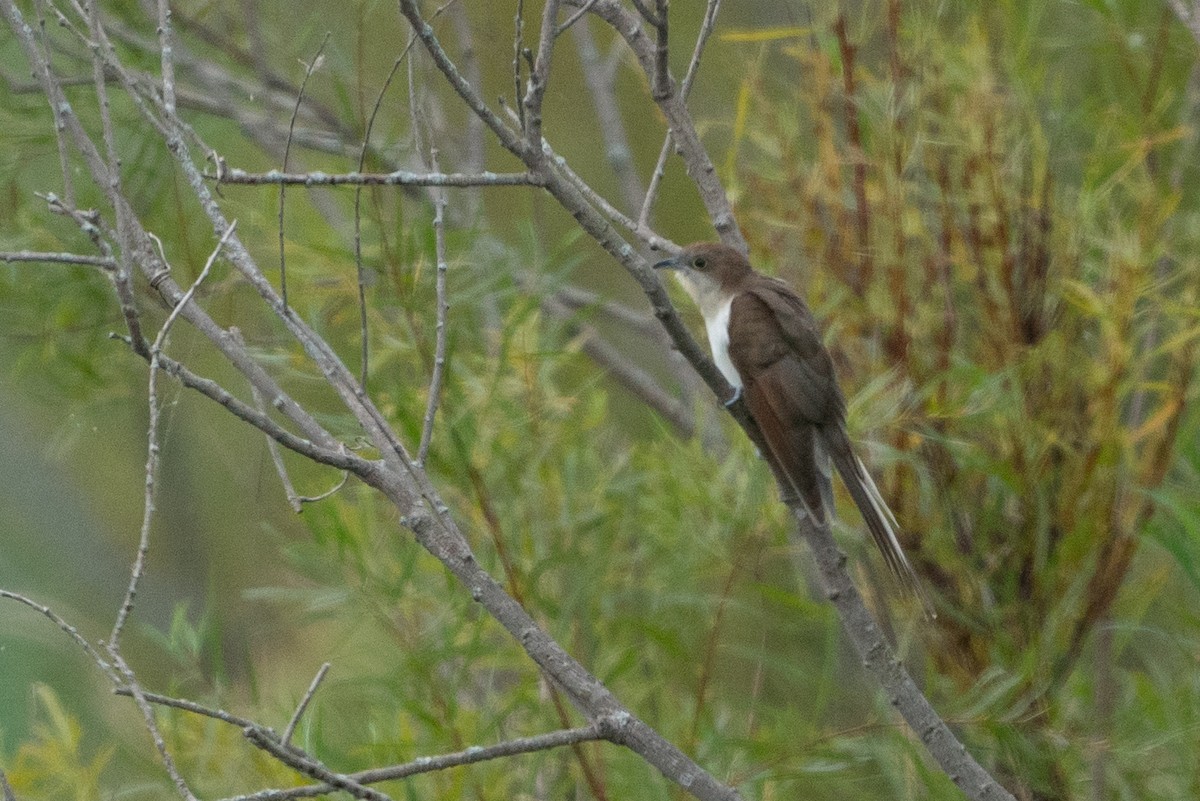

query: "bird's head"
left=653, top=242, right=751, bottom=308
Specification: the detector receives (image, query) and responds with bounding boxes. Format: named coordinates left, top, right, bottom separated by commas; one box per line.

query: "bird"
left=654, top=241, right=929, bottom=610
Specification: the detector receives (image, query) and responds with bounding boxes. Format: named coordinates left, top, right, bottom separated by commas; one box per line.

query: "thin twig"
left=585, top=0, right=744, bottom=250
left=639, top=132, right=673, bottom=232
left=156, top=0, right=177, bottom=114
left=216, top=168, right=544, bottom=187
left=537, top=136, right=676, bottom=253
left=88, top=0, right=120, bottom=199
left=82, top=0, right=149, bottom=357
left=31, top=0, right=73, bottom=207
left=0, top=250, right=117, bottom=270
left=556, top=0, right=600, bottom=36
left=109, top=221, right=236, bottom=649
left=282, top=662, right=331, bottom=746
left=354, top=55, right=408, bottom=392
left=295, top=471, right=351, bottom=504
left=280, top=33, right=330, bottom=310
left=650, top=0, right=670, bottom=99
left=0, top=589, right=116, bottom=682
left=249, top=373, right=304, bottom=513
left=629, top=0, right=661, bottom=27
left=639, top=0, right=722, bottom=230
left=418, top=148, right=451, bottom=467
left=513, top=0, right=526, bottom=132
left=113, top=686, right=258, bottom=728
left=107, top=646, right=200, bottom=800
left=243, top=727, right=393, bottom=801
left=223, top=724, right=607, bottom=801
left=522, top=0, right=562, bottom=150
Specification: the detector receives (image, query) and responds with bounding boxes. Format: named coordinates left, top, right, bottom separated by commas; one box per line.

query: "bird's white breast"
left=703, top=296, right=743, bottom=390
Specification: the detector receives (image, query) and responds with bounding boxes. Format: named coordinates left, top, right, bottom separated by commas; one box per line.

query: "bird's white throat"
left=671, top=271, right=743, bottom=390
left=703, top=296, right=742, bottom=390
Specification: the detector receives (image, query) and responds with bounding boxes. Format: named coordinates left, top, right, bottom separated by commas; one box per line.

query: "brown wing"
left=743, top=362, right=828, bottom=515
left=727, top=287, right=842, bottom=516
left=727, top=280, right=844, bottom=425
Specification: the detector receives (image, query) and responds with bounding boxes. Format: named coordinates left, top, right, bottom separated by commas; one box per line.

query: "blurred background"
left=1, top=1, right=1199, bottom=798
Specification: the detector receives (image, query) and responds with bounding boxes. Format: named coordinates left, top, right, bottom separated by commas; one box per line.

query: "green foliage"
left=721, top=0, right=1200, bottom=797
left=5, top=686, right=114, bottom=800
left=2, top=1, right=1199, bottom=800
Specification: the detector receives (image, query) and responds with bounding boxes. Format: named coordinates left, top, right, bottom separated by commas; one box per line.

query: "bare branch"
left=538, top=137, right=676, bottom=253
left=585, top=0, right=744, bottom=250
left=77, top=3, right=151, bottom=358
left=216, top=167, right=545, bottom=188
left=0, top=250, right=117, bottom=270
left=522, top=0, right=562, bottom=150
left=244, top=727, right=393, bottom=801
left=155, top=0, right=177, bottom=114
left=110, top=220, right=235, bottom=649
left=118, top=674, right=612, bottom=801
left=249, top=375, right=304, bottom=513
left=149, top=350, right=362, bottom=472
left=557, top=0, right=600, bottom=36
left=354, top=53, right=408, bottom=392
left=228, top=724, right=608, bottom=801
left=640, top=0, right=722, bottom=229
left=107, top=646, right=199, bottom=801
left=113, top=686, right=258, bottom=728
left=282, top=662, right=331, bottom=746
left=0, top=589, right=116, bottom=683
left=418, top=148, right=451, bottom=467
left=629, top=0, right=662, bottom=27
left=513, top=0, right=527, bottom=132
left=787, top=513, right=1013, bottom=800
left=31, top=0, right=74, bottom=207
left=280, top=33, right=331, bottom=310
left=650, top=0, right=670, bottom=99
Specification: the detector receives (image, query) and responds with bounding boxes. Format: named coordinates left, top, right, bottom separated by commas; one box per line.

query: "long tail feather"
left=822, top=427, right=936, bottom=618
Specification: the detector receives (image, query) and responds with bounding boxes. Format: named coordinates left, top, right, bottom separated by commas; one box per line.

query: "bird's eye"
left=692, top=257, right=707, bottom=269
